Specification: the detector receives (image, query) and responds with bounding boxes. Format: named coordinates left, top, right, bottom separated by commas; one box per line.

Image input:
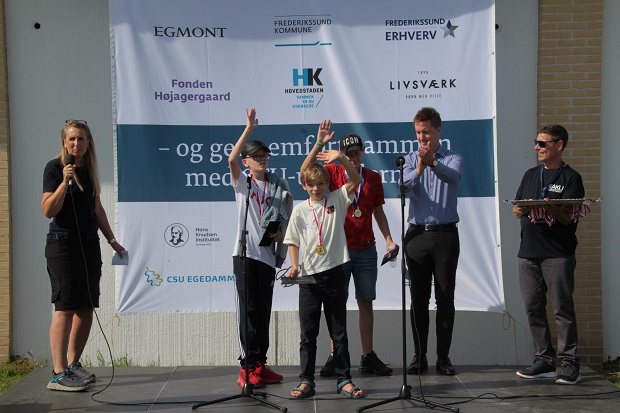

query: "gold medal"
left=354, top=208, right=362, bottom=218
left=315, top=245, right=325, bottom=255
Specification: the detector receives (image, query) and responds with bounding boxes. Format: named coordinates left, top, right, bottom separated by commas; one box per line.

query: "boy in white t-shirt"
left=228, top=108, right=293, bottom=388
left=283, top=120, right=364, bottom=399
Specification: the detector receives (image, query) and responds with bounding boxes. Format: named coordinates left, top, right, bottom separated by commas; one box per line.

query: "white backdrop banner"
left=110, top=0, right=503, bottom=314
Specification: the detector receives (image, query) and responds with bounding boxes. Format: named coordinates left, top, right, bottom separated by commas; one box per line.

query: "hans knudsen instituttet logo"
left=144, top=267, right=163, bottom=287
left=165, top=223, right=189, bottom=248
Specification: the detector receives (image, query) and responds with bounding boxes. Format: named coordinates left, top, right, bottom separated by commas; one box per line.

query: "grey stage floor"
left=1, top=365, right=619, bottom=412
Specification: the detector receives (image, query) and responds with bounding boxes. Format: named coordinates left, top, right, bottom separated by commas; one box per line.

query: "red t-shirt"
left=325, top=164, right=385, bottom=250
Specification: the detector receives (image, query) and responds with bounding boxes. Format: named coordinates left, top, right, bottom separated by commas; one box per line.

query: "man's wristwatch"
left=430, top=159, right=438, bottom=168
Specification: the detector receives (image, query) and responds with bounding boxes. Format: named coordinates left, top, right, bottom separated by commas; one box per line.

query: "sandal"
left=337, top=379, right=364, bottom=398
left=290, top=381, right=316, bottom=399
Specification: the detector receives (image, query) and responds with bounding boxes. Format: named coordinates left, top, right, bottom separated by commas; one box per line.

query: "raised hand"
left=316, top=149, right=343, bottom=165
left=317, top=120, right=335, bottom=144
left=246, top=108, right=259, bottom=132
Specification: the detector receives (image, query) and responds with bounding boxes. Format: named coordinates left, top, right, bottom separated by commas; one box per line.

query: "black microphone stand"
left=357, top=157, right=458, bottom=413
left=193, top=174, right=286, bottom=412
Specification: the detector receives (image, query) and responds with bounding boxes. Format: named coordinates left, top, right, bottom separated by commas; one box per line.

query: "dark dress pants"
left=405, top=227, right=460, bottom=357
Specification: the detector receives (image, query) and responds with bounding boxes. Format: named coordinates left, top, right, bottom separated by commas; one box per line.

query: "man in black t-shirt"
left=512, top=124, right=584, bottom=385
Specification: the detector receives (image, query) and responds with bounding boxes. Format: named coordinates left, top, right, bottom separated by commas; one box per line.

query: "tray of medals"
left=504, top=198, right=601, bottom=207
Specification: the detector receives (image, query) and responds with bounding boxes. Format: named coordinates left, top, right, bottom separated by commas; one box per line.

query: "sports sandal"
left=290, top=381, right=316, bottom=399
left=337, top=379, right=364, bottom=398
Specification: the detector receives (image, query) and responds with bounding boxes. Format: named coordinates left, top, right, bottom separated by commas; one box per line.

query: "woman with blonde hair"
left=41, top=120, right=124, bottom=391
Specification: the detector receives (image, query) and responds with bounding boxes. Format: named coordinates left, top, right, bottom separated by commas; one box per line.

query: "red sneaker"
left=237, top=367, right=263, bottom=388
left=255, top=362, right=283, bottom=384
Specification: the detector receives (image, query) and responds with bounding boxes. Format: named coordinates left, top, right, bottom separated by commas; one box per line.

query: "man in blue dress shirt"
left=402, top=107, right=464, bottom=376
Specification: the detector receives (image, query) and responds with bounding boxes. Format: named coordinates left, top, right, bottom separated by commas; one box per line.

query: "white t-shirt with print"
left=232, top=171, right=276, bottom=267
left=284, top=186, right=352, bottom=276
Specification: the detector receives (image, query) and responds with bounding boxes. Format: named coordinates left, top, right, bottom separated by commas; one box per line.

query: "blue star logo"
left=442, top=20, right=459, bottom=38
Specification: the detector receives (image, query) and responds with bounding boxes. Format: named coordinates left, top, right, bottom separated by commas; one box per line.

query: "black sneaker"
left=320, top=354, right=336, bottom=377
left=516, top=357, right=556, bottom=379
left=556, top=362, right=581, bottom=385
left=359, top=351, right=393, bottom=375
left=69, top=361, right=96, bottom=384
left=47, top=369, right=89, bottom=392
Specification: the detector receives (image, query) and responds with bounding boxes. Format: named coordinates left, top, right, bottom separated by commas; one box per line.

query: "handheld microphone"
left=395, top=156, right=405, bottom=167
left=64, top=154, right=76, bottom=186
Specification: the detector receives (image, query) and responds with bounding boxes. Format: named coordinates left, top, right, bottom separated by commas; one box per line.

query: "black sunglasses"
left=65, top=119, right=88, bottom=126
left=534, top=138, right=559, bottom=148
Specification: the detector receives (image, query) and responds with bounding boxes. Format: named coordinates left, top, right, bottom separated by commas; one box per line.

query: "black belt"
left=409, top=223, right=457, bottom=232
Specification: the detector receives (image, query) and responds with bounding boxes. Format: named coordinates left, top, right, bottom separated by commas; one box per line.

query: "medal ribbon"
left=252, top=176, right=269, bottom=217
left=528, top=204, right=590, bottom=226
left=539, top=163, right=564, bottom=199
left=308, top=197, right=327, bottom=247
left=345, top=166, right=364, bottom=213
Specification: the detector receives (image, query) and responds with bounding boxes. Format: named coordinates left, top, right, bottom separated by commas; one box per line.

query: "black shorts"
left=45, top=233, right=102, bottom=311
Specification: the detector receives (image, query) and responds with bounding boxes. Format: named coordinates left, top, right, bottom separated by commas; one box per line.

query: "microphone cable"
left=64, top=167, right=117, bottom=399
left=65, top=166, right=214, bottom=408
left=396, top=156, right=435, bottom=408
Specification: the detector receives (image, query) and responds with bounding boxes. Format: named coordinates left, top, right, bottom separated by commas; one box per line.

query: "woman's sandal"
left=290, top=381, right=316, bottom=399
left=337, top=379, right=364, bottom=398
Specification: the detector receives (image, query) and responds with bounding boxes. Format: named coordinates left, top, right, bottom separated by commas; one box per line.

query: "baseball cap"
left=242, top=140, right=271, bottom=158
left=339, top=134, right=364, bottom=155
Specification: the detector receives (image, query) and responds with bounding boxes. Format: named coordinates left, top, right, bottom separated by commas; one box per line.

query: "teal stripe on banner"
left=117, top=120, right=494, bottom=202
